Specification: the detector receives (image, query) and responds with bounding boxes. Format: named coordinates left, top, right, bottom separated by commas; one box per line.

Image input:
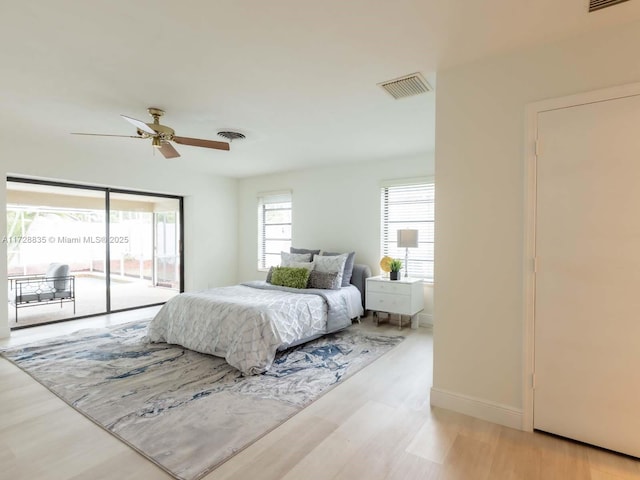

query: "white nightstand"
left=365, top=276, right=424, bottom=330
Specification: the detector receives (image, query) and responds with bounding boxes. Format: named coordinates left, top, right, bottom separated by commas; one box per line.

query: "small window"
left=380, top=180, right=434, bottom=280
left=257, top=191, right=292, bottom=270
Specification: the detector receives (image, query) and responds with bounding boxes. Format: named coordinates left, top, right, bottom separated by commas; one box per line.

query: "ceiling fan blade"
left=173, top=136, right=230, bottom=151
left=158, top=141, right=181, bottom=159
left=71, top=133, right=143, bottom=138
left=121, top=115, right=156, bottom=135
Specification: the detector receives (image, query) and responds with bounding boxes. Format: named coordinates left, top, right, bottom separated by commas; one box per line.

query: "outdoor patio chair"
left=8, top=263, right=76, bottom=322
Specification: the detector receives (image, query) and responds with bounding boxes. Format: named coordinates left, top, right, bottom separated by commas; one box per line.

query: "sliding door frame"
left=6, top=176, right=184, bottom=327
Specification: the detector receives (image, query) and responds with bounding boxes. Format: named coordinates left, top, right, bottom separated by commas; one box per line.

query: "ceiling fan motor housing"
left=142, top=108, right=175, bottom=140
left=145, top=123, right=175, bottom=139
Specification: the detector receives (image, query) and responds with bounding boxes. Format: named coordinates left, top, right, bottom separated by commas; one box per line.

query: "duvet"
left=147, top=281, right=357, bottom=375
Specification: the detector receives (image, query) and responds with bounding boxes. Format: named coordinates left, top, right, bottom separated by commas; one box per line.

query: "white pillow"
left=281, top=251, right=312, bottom=266
left=288, top=260, right=315, bottom=272
left=313, top=253, right=348, bottom=286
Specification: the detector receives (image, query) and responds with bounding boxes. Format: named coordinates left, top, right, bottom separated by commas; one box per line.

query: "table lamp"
left=397, top=229, right=418, bottom=278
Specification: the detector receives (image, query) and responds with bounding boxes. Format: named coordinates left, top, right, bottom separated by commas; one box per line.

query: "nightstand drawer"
left=366, top=292, right=413, bottom=315
left=366, top=281, right=411, bottom=296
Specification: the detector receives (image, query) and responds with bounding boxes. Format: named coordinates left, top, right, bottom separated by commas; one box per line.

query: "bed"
left=147, top=263, right=371, bottom=375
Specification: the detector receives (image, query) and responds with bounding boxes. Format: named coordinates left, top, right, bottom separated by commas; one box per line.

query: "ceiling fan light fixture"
left=151, top=137, right=162, bottom=148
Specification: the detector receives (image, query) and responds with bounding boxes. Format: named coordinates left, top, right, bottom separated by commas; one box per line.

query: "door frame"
left=5, top=176, right=185, bottom=328
left=522, top=81, right=640, bottom=432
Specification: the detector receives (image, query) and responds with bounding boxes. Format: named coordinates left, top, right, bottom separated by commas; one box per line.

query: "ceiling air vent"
left=217, top=131, right=246, bottom=141
left=589, top=0, right=630, bottom=12
left=378, top=72, right=432, bottom=100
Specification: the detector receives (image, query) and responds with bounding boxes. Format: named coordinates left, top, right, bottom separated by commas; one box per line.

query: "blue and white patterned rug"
left=1, top=321, right=404, bottom=480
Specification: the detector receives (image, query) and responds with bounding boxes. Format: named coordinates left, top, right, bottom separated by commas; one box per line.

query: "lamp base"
left=404, top=248, right=409, bottom=277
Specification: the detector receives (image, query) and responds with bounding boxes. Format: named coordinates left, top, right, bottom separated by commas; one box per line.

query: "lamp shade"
left=397, top=229, right=418, bottom=248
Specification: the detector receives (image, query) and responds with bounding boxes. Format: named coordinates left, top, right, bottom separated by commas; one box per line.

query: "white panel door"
left=534, top=94, right=640, bottom=457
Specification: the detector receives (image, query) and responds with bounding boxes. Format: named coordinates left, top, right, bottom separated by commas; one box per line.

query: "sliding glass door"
left=6, top=178, right=183, bottom=329
left=108, top=193, right=181, bottom=311
left=154, top=206, right=181, bottom=290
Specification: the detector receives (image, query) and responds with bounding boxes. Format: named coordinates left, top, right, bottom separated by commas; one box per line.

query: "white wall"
left=0, top=137, right=238, bottom=338
left=237, top=154, right=433, bottom=321
left=433, top=20, right=640, bottom=425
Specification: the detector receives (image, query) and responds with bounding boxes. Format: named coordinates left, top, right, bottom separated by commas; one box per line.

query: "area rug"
left=1, top=321, right=404, bottom=480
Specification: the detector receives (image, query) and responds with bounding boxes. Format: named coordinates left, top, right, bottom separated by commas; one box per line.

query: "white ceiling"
left=2, top=0, right=640, bottom=178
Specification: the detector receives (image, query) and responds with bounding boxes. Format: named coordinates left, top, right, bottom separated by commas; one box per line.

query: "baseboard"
left=0, top=320, right=9, bottom=339
left=430, top=387, right=523, bottom=430
left=418, top=312, right=432, bottom=328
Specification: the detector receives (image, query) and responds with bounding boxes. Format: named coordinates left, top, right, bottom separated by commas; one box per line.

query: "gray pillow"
left=281, top=251, right=312, bottom=266
left=320, top=251, right=356, bottom=287
left=290, top=247, right=321, bottom=260
left=314, top=253, right=347, bottom=286
left=266, top=266, right=275, bottom=283
left=308, top=270, right=341, bottom=290
left=288, top=260, right=315, bottom=272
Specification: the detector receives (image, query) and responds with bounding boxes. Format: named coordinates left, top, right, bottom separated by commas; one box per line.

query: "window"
left=258, top=191, right=292, bottom=270
left=380, top=179, right=434, bottom=280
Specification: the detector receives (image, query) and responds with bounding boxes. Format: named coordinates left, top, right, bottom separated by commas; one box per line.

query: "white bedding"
left=147, top=284, right=362, bottom=375
left=343, top=284, right=365, bottom=319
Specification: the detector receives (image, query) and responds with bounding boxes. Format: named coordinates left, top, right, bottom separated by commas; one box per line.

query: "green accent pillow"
left=269, top=267, right=311, bottom=289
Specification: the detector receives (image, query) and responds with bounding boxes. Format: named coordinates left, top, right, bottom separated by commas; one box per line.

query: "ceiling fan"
left=72, top=108, right=230, bottom=159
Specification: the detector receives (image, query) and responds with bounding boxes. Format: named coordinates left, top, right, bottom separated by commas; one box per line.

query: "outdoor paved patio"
left=7, top=273, right=178, bottom=328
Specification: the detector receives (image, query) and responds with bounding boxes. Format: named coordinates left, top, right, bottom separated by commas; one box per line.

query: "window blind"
left=380, top=181, right=434, bottom=280
left=257, top=191, right=292, bottom=270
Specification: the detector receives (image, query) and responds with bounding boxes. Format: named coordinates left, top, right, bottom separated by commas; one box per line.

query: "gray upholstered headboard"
left=350, top=264, right=372, bottom=307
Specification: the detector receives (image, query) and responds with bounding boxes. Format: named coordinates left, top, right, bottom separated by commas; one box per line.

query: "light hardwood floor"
left=1, top=310, right=639, bottom=480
